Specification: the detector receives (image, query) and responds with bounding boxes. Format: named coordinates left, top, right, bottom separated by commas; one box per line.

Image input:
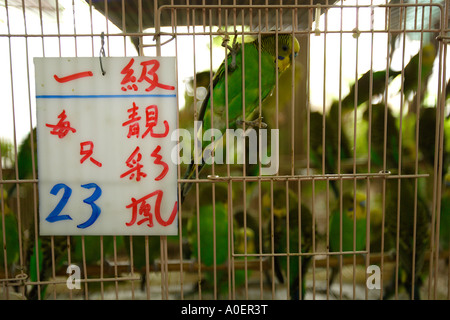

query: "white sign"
left=34, top=57, right=178, bottom=235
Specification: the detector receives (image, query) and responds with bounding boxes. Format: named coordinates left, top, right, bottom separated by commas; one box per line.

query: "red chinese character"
left=151, top=145, right=168, bottom=181
left=54, top=71, right=93, bottom=83
left=45, top=109, right=77, bottom=138
left=137, top=60, right=175, bottom=92
left=80, top=141, right=102, bottom=167
left=120, top=146, right=147, bottom=181
left=126, top=196, right=153, bottom=227
left=125, top=190, right=177, bottom=228
left=120, top=58, right=138, bottom=91
left=122, top=102, right=141, bottom=138
left=142, top=105, right=169, bottom=138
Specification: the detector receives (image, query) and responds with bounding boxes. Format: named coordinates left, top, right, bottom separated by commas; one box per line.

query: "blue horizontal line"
left=36, top=94, right=177, bottom=99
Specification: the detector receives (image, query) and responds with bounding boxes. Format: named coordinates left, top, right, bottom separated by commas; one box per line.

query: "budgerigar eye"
left=282, top=45, right=288, bottom=51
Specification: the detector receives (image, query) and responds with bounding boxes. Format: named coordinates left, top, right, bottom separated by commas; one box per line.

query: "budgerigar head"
left=262, top=191, right=283, bottom=218
left=260, top=34, right=300, bottom=74
left=263, top=187, right=298, bottom=219
left=342, top=191, right=366, bottom=220
left=422, top=44, right=436, bottom=67
left=235, top=227, right=256, bottom=254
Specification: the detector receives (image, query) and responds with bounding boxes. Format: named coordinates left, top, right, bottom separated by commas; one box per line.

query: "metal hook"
left=99, top=32, right=106, bottom=76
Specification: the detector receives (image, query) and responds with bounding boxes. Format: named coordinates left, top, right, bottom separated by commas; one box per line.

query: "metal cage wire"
left=0, top=0, right=449, bottom=300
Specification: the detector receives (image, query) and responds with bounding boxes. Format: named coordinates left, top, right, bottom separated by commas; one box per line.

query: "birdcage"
left=0, top=0, right=449, bottom=301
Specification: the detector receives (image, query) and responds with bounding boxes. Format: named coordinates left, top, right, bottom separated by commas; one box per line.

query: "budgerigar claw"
left=236, top=117, right=268, bottom=129
left=221, top=31, right=240, bottom=71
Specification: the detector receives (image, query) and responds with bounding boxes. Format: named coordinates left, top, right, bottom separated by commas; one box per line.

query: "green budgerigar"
left=187, top=201, right=230, bottom=297
left=329, top=191, right=367, bottom=255
left=418, top=107, right=448, bottom=177
left=232, top=224, right=256, bottom=297
left=400, top=44, right=436, bottom=101
left=234, top=226, right=256, bottom=257
left=188, top=201, right=257, bottom=298
left=328, top=191, right=367, bottom=287
left=367, top=198, right=385, bottom=254
left=340, top=69, right=401, bottom=112
left=180, top=34, right=300, bottom=202
left=309, top=110, right=352, bottom=197
left=264, top=186, right=314, bottom=300
left=363, top=103, right=400, bottom=171
left=384, top=175, right=430, bottom=300
left=233, top=208, right=259, bottom=259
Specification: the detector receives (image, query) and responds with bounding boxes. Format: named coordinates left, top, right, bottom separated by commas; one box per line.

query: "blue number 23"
left=46, top=183, right=102, bottom=229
